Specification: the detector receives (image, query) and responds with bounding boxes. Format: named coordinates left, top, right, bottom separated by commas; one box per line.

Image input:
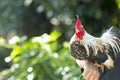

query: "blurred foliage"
left=0, top=0, right=120, bottom=80
left=0, top=31, right=82, bottom=80
left=0, top=0, right=120, bottom=39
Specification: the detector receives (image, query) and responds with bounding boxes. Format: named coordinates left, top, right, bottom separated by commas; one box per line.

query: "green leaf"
left=49, top=31, right=61, bottom=42
left=10, top=46, right=22, bottom=58
left=13, top=56, right=21, bottom=63
left=0, top=37, right=5, bottom=45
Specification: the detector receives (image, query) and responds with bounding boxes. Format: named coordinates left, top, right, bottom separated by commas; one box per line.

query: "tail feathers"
left=101, top=27, right=120, bottom=56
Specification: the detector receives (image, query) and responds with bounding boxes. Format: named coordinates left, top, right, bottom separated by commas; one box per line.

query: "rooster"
left=70, top=15, right=120, bottom=71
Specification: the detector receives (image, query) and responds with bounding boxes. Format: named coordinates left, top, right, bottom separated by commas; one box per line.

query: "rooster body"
left=70, top=16, right=120, bottom=70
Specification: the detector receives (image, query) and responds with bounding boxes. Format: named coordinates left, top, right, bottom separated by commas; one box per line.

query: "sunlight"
left=53, top=53, right=59, bottom=58
left=8, top=36, right=20, bottom=45
left=27, top=67, right=33, bottom=72
left=4, top=56, right=12, bottom=63
left=27, top=74, right=34, bottom=80
left=50, top=18, right=60, bottom=26
left=24, top=0, right=33, bottom=6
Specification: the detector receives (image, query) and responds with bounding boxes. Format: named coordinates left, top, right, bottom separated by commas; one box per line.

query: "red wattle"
left=76, top=32, right=84, bottom=40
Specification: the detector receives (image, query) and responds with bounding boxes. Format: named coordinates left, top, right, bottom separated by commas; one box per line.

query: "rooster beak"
left=76, top=15, right=79, bottom=20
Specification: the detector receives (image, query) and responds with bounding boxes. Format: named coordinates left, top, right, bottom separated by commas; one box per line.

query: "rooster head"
left=75, top=15, right=85, bottom=40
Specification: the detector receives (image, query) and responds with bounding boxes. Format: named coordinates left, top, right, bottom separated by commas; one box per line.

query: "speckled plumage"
left=70, top=25, right=120, bottom=70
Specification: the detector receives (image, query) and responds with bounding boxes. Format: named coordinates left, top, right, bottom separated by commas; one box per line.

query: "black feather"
left=89, top=51, right=108, bottom=64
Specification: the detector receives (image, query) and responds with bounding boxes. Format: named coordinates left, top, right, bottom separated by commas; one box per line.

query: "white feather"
left=101, top=27, right=120, bottom=55
left=83, top=32, right=99, bottom=55
left=83, top=27, right=120, bottom=56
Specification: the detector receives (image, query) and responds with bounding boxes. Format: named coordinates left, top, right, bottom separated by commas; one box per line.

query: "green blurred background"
left=0, top=0, right=120, bottom=80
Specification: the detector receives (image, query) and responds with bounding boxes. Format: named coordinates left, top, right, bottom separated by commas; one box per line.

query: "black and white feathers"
left=70, top=27, right=120, bottom=70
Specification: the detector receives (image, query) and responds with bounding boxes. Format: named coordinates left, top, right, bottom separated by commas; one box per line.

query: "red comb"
left=75, top=15, right=81, bottom=29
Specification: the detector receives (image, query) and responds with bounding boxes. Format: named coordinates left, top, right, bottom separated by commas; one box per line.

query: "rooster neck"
left=83, top=32, right=106, bottom=55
